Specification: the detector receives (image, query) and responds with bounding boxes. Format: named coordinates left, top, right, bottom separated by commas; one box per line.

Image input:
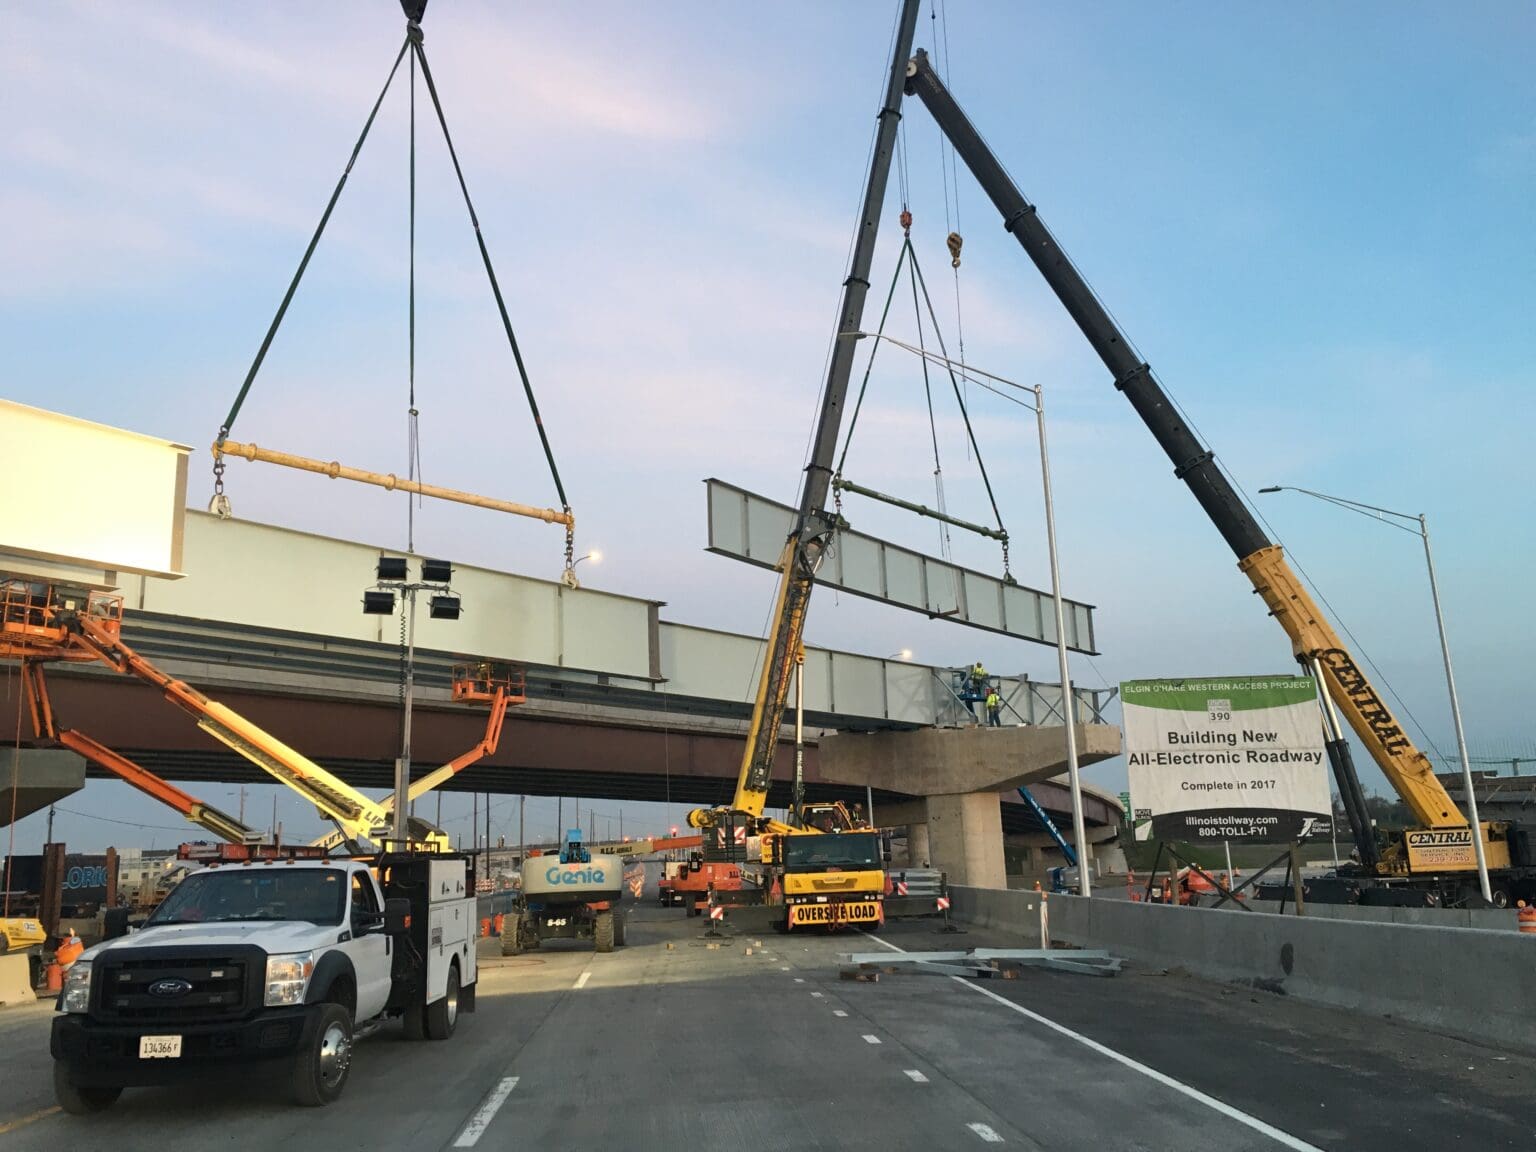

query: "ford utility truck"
left=51, top=850, right=477, bottom=1112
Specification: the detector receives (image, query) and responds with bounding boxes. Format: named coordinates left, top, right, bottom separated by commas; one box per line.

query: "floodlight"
left=429, top=595, right=461, bottom=621
left=363, top=590, right=397, bottom=615
left=376, top=556, right=408, bottom=582
left=421, top=558, right=453, bottom=584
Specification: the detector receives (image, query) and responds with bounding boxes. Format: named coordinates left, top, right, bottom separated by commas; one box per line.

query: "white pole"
left=1419, top=515, right=1491, bottom=902
left=1035, top=386, right=1090, bottom=897
left=393, top=587, right=417, bottom=844
left=793, top=654, right=805, bottom=823
left=1223, top=840, right=1235, bottom=888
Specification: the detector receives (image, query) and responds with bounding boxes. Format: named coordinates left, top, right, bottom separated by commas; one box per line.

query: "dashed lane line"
left=904, top=1070, right=929, bottom=1083
left=862, top=1034, right=882, bottom=1045
left=573, top=971, right=591, bottom=990
left=862, top=934, right=1325, bottom=1152
left=968, top=1121, right=1005, bottom=1143
left=452, top=1077, right=520, bottom=1148
left=833, top=1010, right=848, bottom=1017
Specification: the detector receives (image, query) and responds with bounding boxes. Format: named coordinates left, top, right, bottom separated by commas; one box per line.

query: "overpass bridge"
left=9, top=512, right=1122, bottom=881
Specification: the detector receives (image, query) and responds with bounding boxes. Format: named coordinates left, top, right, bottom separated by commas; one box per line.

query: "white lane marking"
left=872, top=934, right=1324, bottom=1152
left=780, top=966, right=790, bottom=971
left=574, top=971, right=591, bottom=989
left=453, top=1077, right=519, bottom=1147
left=833, top=1010, right=848, bottom=1017
left=967, top=1122, right=1004, bottom=1143
left=905, top=1069, right=929, bottom=1083
left=862, top=1034, right=882, bottom=1045
left=811, top=991, right=824, bottom=998
left=794, top=977, right=806, bottom=983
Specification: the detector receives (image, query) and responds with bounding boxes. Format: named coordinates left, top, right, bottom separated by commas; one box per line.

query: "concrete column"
left=906, top=822, right=931, bottom=868
left=926, top=792, right=1006, bottom=890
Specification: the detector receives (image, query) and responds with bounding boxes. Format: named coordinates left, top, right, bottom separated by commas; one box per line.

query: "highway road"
left=1, top=870, right=1532, bottom=1150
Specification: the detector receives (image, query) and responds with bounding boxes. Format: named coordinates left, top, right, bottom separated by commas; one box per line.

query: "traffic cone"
left=1517, top=903, right=1536, bottom=936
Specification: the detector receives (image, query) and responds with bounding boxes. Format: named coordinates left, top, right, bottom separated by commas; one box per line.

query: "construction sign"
left=1121, top=676, right=1329, bottom=844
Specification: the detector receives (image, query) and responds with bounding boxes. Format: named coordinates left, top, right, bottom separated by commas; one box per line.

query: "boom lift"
left=3, top=582, right=519, bottom=852
left=899, top=50, right=1531, bottom=906
left=683, top=0, right=930, bottom=930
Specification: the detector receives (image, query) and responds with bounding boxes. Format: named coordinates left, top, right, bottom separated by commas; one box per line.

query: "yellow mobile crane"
left=900, top=51, right=1528, bottom=907
left=683, top=0, right=929, bottom=932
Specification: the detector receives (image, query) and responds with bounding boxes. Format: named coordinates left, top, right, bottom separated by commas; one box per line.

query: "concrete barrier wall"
left=949, top=886, right=1536, bottom=1056
left=1252, top=900, right=1515, bottom=932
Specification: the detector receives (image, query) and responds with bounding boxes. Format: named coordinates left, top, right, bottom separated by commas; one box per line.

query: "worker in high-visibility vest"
left=985, top=688, right=1003, bottom=727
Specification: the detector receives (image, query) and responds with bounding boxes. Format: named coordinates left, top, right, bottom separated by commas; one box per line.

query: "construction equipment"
left=2, top=582, right=518, bottom=853
left=683, top=0, right=924, bottom=932
left=899, top=49, right=1534, bottom=908
left=502, top=829, right=625, bottom=955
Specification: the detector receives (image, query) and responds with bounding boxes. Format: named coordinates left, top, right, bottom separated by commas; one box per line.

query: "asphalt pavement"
left=0, top=867, right=1531, bottom=1150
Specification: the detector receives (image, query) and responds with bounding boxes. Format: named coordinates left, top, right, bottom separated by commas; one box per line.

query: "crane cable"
left=210, top=16, right=574, bottom=570
left=833, top=216, right=1011, bottom=580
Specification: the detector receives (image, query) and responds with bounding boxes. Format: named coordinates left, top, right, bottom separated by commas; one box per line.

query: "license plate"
left=139, top=1034, right=182, bottom=1059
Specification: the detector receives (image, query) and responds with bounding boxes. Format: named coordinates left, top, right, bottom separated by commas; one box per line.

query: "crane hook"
left=946, top=232, right=963, bottom=269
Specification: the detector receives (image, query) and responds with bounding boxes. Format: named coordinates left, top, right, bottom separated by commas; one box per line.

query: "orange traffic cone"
left=1518, top=903, right=1536, bottom=936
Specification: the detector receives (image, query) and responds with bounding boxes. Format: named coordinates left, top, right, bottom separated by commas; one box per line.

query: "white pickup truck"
left=51, top=851, right=477, bottom=1112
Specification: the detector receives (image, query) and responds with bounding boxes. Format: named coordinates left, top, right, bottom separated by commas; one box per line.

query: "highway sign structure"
left=1122, top=676, right=1329, bottom=843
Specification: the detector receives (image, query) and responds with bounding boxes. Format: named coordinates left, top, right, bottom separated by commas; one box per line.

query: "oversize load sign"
left=1123, top=676, right=1329, bottom=844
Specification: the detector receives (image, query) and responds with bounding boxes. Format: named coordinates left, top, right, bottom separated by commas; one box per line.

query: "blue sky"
left=3, top=2, right=1532, bottom=853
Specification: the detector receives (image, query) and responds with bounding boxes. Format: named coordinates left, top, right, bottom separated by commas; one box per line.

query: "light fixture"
left=429, top=595, right=461, bottom=621
left=376, top=556, right=408, bottom=582
left=886, top=649, right=913, bottom=661
left=363, top=590, right=396, bottom=615
left=421, top=558, right=453, bottom=584
left=1257, top=486, right=1282, bottom=494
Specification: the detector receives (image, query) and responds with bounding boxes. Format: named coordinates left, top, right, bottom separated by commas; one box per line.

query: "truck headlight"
left=60, top=962, right=92, bottom=1014
left=263, top=951, right=315, bottom=1007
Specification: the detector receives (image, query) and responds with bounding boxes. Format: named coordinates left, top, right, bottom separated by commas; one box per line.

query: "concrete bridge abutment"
left=820, top=724, right=1121, bottom=888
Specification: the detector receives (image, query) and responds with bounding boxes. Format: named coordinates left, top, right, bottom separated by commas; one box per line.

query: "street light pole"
left=1260, top=485, right=1491, bottom=902
left=1036, top=385, right=1091, bottom=897
left=1416, top=513, right=1490, bottom=901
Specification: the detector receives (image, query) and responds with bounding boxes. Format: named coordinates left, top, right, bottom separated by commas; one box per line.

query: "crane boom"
left=901, top=50, right=1471, bottom=858
left=692, top=0, right=923, bottom=829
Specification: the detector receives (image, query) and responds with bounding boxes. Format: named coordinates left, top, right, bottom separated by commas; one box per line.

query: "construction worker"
left=986, top=687, right=1003, bottom=727
left=969, top=661, right=987, bottom=692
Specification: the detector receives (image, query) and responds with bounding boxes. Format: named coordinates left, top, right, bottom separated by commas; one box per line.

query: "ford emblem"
left=148, top=978, right=193, bottom=998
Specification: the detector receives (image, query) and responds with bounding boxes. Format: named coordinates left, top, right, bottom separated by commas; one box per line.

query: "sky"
left=3, top=1, right=1533, bottom=855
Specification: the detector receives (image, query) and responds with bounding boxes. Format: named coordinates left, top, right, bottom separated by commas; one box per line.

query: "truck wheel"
left=52, top=1062, right=121, bottom=1114
left=614, top=911, right=627, bottom=948
left=501, top=923, right=524, bottom=956
left=425, top=962, right=460, bottom=1041
left=291, top=1003, right=353, bottom=1107
left=594, top=910, right=615, bottom=953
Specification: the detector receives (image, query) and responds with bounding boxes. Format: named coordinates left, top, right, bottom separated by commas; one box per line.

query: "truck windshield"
left=146, top=868, right=345, bottom=927
left=782, top=833, right=881, bottom=871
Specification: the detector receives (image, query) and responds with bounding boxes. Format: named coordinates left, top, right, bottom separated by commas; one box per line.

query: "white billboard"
left=1123, top=675, right=1329, bottom=844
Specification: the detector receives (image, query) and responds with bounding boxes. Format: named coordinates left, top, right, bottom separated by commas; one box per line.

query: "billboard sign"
left=1122, top=676, right=1329, bottom=844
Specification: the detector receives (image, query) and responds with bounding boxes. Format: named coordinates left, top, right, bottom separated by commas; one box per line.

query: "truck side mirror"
left=383, top=897, right=411, bottom=935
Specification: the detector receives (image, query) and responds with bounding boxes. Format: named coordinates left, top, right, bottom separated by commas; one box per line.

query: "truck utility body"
left=51, top=851, right=477, bottom=1112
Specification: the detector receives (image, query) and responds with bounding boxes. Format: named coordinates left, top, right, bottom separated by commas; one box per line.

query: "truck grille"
left=98, top=955, right=251, bottom=1021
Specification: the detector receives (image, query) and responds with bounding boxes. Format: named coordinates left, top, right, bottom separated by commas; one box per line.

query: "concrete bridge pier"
left=820, top=725, right=1122, bottom=889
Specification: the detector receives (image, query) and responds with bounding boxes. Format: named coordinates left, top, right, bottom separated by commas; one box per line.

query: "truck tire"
left=291, top=1003, right=353, bottom=1106
left=52, top=1062, right=121, bottom=1114
left=594, top=910, right=615, bottom=953
left=424, top=962, right=460, bottom=1041
left=614, top=910, right=627, bottom=947
left=501, top=922, right=524, bottom=956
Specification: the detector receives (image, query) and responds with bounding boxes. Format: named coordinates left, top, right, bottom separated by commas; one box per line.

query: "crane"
left=900, top=50, right=1528, bottom=906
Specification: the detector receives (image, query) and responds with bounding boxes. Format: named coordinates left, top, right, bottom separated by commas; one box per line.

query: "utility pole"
left=484, top=791, right=491, bottom=883
left=557, top=797, right=563, bottom=843
left=472, top=792, right=478, bottom=866
left=46, top=804, right=55, bottom=845
left=238, top=786, right=246, bottom=825
left=518, top=794, right=525, bottom=864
